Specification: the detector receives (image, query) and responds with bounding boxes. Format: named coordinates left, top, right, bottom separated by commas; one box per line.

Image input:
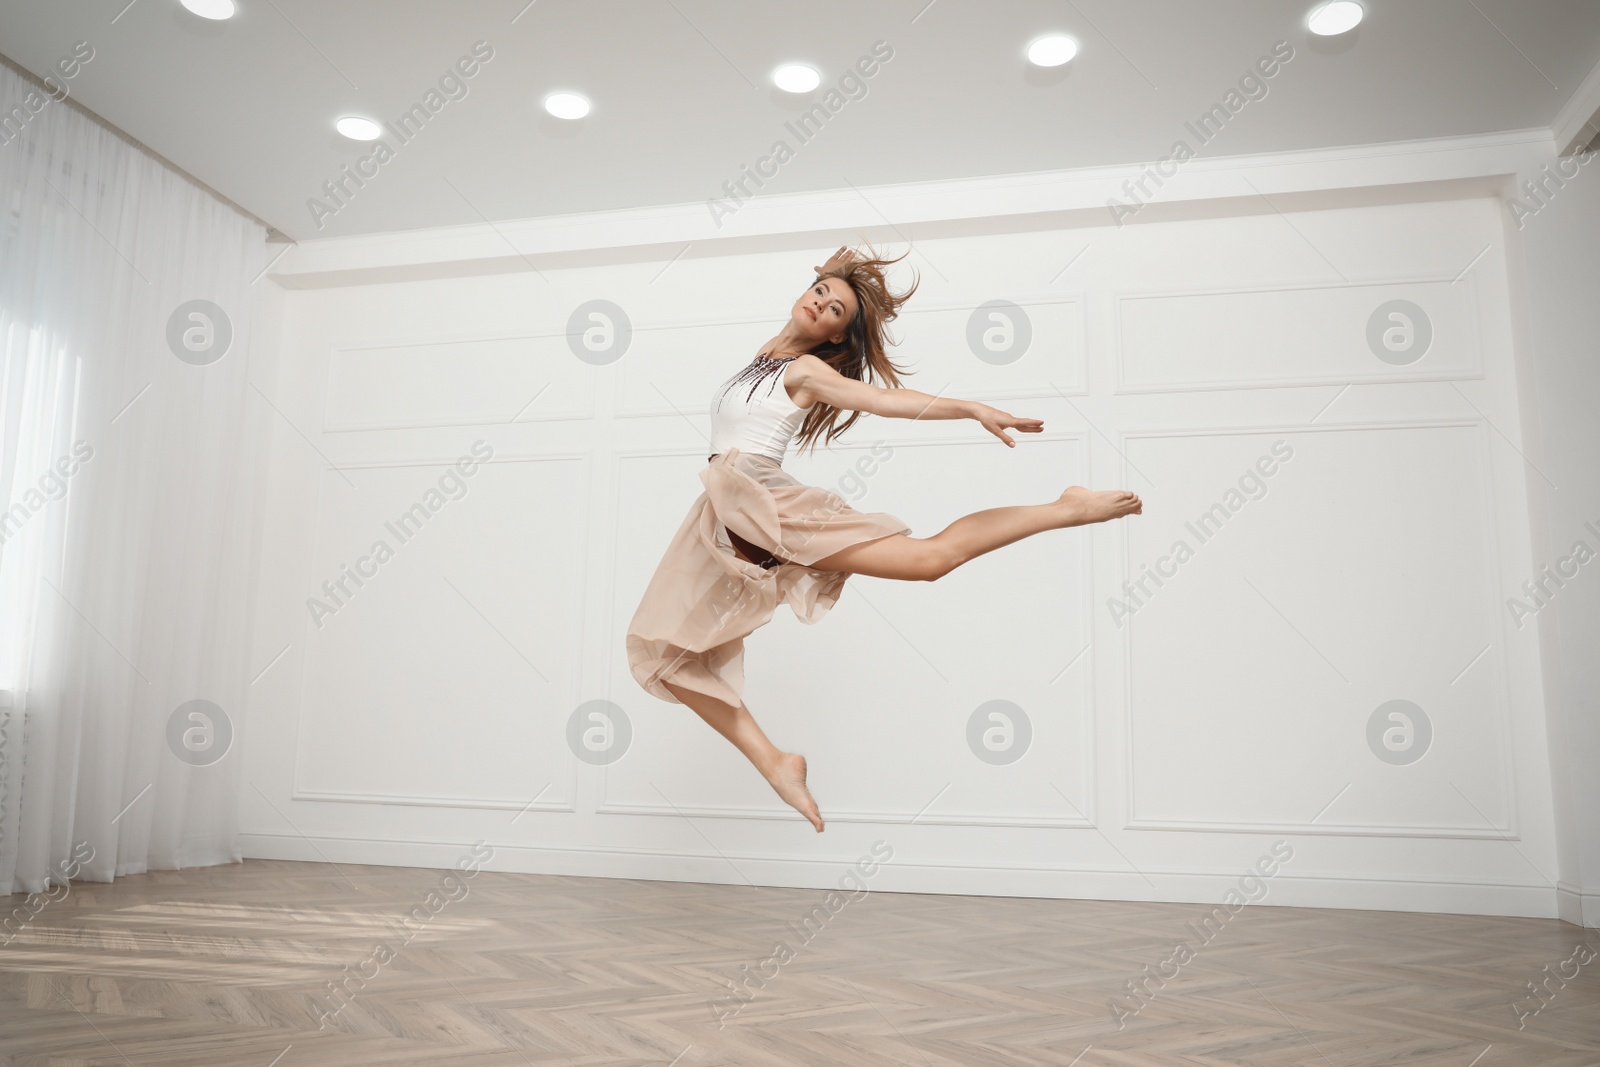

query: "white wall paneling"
left=242, top=175, right=1565, bottom=921
left=1119, top=421, right=1515, bottom=839
left=323, top=334, right=597, bottom=432
left=291, top=451, right=590, bottom=813
left=1114, top=273, right=1487, bottom=392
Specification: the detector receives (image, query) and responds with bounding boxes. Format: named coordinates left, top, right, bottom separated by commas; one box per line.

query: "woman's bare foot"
left=763, top=752, right=824, bottom=832
left=1057, top=486, right=1143, bottom=527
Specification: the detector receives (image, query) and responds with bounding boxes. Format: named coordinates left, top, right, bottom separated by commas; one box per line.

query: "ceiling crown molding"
left=268, top=128, right=1554, bottom=290
left=1550, top=52, right=1600, bottom=156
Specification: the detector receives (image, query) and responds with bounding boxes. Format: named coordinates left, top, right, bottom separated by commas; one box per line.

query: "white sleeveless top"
left=708, top=355, right=813, bottom=463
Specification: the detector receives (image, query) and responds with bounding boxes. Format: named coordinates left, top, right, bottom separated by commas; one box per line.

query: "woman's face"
left=792, top=276, right=858, bottom=346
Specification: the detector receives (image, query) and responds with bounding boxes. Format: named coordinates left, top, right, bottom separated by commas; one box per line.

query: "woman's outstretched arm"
left=791, top=354, right=1044, bottom=447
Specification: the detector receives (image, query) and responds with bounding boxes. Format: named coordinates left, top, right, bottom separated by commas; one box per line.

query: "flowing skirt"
left=626, top=447, right=912, bottom=708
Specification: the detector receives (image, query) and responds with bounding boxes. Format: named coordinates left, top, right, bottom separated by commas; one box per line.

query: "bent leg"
left=810, top=487, right=1141, bottom=580
left=662, top=679, right=824, bottom=832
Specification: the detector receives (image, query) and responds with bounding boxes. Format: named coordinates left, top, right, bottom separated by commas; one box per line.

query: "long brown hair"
left=792, top=241, right=920, bottom=457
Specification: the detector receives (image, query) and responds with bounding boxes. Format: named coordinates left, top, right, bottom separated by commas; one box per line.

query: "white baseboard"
left=1556, top=881, right=1600, bottom=928
left=241, top=831, right=1568, bottom=923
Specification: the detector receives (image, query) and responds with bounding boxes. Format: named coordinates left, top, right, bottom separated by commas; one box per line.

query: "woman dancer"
left=626, top=245, right=1141, bottom=832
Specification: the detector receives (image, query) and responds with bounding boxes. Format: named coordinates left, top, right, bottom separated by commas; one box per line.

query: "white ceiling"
left=2, top=0, right=1597, bottom=243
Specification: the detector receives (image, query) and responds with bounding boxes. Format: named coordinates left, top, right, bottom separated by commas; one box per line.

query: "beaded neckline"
left=715, top=353, right=801, bottom=410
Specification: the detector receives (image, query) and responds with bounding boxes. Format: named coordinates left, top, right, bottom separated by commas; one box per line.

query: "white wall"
left=1511, top=146, right=1600, bottom=927
left=240, top=175, right=1574, bottom=922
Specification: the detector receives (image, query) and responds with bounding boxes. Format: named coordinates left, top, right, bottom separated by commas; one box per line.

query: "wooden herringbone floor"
left=1, top=858, right=1596, bottom=1066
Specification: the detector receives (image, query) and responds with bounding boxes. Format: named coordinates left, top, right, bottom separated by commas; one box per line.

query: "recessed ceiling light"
left=335, top=116, right=382, bottom=141
left=179, top=0, right=236, bottom=20
left=1307, top=1, right=1363, bottom=35
left=772, top=63, right=820, bottom=93
left=544, top=92, right=590, bottom=120
left=1027, top=34, right=1078, bottom=67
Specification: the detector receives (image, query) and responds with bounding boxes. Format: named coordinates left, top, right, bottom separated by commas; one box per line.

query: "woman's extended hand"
left=973, top=403, right=1044, bottom=447
left=813, top=245, right=858, bottom=276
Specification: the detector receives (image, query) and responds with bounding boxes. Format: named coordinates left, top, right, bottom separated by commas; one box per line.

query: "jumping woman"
left=626, top=244, right=1142, bottom=833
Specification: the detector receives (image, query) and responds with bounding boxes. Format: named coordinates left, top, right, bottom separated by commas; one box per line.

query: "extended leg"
left=810, top=485, right=1141, bottom=580
left=661, top=679, right=824, bottom=832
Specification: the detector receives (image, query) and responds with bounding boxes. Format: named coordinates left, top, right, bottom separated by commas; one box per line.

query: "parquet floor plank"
left=1, top=858, right=1594, bottom=1066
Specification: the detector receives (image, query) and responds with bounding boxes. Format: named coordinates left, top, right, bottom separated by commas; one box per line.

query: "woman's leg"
left=810, top=486, right=1142, bottom=580
left=661, top=679, right=825, bottom=833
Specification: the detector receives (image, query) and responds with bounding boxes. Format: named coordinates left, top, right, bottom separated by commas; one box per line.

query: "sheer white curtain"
left=0, top=58, right=270, bottom=895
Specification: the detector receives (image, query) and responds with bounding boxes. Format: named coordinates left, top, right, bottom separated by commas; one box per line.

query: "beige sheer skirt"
left=626, top=447, right=912, bottom=709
